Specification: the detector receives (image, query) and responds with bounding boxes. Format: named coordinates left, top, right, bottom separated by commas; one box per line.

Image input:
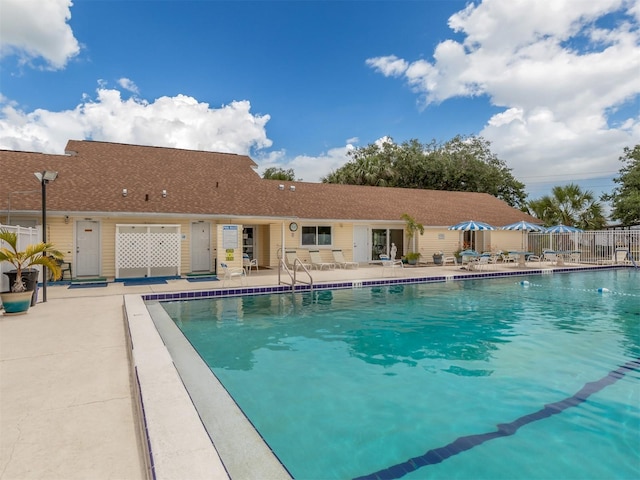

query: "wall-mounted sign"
left=222, top=225, right=239, bottom=249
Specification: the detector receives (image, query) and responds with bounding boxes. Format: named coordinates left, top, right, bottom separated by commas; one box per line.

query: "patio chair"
left=442, top=255, right=457, bottom=266
left=309, top=250, right=335, bottom=270
left=501, top=252, right=517, bottom=264
left=568, top=251, right=581, bottom=264
left=51, top=258, right=72, bottom=281
left=471, top=255, right=490, bottom=271
left=243, top=253, right=258, bottom=274
left=379, top=254, right=403, bottom=276
left=526, top=254, right=542, bottom=266
left=614, top=248, right=632, bottom=265
left=542, top=250, right=558, bottom=265
left=219, top=262, right=247, bottom=287
left=332, top=249, right=358, bottom=269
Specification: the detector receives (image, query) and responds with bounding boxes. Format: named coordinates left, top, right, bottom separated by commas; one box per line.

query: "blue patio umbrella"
left=501, top=220, right=545, bottom=250
left=448, top=220, right=496, bottom=231
left=545, top=224, right=584, bottom=251
left=501, top=220, right=545, bottom=232
left=545, top=224, right=584, bottom=233
left=448, top=220, right=495, bottom=251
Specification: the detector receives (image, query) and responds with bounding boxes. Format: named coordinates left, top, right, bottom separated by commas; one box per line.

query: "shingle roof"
left=0, top=140, right=540, bottom=226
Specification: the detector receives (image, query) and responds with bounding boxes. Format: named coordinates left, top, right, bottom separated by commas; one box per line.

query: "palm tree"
left=0, top=229, right=63, bottom=292
left=527, top=184, right=607, bottom=229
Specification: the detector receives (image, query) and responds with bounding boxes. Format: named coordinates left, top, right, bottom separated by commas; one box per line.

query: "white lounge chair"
left=309, top=250, right=335, bottom=270
left=379, top=254, right=403, bottom=276
left=614, top=248, right=632, bottom=265
left=219, top=262, right=247, bottom=287
left=442, top=255, right=457, bottom=266
left=243, top=253, right=258, bottom=274
left=285, top=250, right=305, bottom=271
left=332, top=249, right=358, bottom=269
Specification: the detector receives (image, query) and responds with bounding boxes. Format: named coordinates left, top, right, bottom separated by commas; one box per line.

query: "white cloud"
left=0, top=85, right=273, bottom=155
left=117, top=78, right=140, bottom=94
left=366, top=55, right=408, bottom=77
left=368, top=0, right=640, bottom=185
left=0, top=0, right=80, bottom=69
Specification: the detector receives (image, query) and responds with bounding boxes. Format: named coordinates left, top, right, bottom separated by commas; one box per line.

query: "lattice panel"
left=117, top=232, right=150, bottom=268
left=149, top=232, right=181, bottom=268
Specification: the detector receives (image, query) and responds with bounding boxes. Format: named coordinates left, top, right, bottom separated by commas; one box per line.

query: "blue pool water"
left=161, top=270, right=640, bottom=479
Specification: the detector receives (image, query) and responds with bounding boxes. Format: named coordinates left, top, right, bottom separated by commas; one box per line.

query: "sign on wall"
left=222, top=225, right=239, bottom=249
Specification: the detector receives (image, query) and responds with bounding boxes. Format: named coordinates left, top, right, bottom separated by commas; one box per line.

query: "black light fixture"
left=34, top=170, right=58, bottom=302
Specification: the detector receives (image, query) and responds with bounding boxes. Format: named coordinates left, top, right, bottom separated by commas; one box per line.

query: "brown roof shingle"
left=0, top=140, right=539, bottom=227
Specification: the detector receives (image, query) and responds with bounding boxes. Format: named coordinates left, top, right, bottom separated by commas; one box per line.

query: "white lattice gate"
left=115, top=225, right=181, bottom=279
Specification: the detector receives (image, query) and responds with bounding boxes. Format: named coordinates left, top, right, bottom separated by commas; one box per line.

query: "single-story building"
left=0, top=140, right=540, bottom=279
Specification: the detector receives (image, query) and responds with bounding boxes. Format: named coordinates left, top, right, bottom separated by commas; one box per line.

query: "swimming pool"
left=159, top=269, right=639, bottom=479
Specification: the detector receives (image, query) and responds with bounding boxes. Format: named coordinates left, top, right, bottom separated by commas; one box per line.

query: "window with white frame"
left=301, top=225, right=332, bottom=246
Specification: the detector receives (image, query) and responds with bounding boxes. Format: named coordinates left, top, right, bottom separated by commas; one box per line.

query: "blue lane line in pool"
left=354, top=357, right=640, bottom=480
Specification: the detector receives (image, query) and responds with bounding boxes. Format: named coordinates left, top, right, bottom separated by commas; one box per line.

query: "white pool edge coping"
left=124, top=294, right=231, bottom=480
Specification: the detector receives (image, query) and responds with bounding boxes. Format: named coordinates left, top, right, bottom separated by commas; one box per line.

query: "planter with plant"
left=432, top=251, right=444, bottom=265
left=401, top=213, right=424, bottom=264
left=405, top=251, right=422, bottom=265
left=0, top=229, right=62, bottom=315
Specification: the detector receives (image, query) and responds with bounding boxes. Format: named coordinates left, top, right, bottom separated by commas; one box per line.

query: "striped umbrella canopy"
left=448, top=220, right=496, bottom=231
left=501, top=221, right=545, bottom=250
left=545, top=224, right=584, bottom=233
left=501, top=220, right=546, bottom=231
left=448, top=220, right=495, bottom=252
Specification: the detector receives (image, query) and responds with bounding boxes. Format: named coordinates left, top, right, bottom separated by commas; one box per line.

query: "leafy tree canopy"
left=321, top=135, right=527, bottom=209
left=602, top=144, right=640, bottom=226
left=262, top=167, right=296, bottom=181
left=527, top=183, right=607, bottom=229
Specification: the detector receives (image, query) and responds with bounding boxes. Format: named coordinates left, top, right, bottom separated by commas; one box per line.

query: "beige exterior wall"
left=416, top=228, right=461, bottom=260
left=40, top=214, right=526, bottom=277
left=490, top=230, right=525, bottom=253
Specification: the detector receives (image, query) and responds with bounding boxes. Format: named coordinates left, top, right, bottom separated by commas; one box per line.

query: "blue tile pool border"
left=141, top=265, right=630, bottom=302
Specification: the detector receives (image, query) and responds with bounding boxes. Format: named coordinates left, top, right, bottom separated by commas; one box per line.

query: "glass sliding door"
left=371, top=228, right=404, bottom=260
left=372, top=229, right=388, bottom=260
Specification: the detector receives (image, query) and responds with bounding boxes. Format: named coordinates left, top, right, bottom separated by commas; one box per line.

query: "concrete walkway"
left=0, top=261, right=599, bottom=479
left=0, top=294, right=145, bottom=480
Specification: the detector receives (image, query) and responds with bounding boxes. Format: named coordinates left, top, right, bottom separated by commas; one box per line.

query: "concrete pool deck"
left=0, top=261, right=618, bottom=479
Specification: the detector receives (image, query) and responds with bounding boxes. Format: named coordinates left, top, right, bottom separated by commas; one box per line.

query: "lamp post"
left=34, top=170, right=58, bottom=302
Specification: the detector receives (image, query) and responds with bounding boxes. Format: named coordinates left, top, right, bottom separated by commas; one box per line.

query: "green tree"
left=528, top=184, right=607, bottom=229
left=262, top=167, right=296, bottom=181
left=602, top=145, right=640, bottom=226
left=322, top=135, right=527, bottom=208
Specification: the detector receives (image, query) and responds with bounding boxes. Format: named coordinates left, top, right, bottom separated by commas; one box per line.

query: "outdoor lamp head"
left=34, top=171, right=58, bottom=183
left=43, top=171, right=58, bottom=181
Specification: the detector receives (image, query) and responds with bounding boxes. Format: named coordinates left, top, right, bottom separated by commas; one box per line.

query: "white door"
left=76, top=221, right=100, bottom=277
left=353, top=226, right=369, bottom=263
left=191, top=222, right=211, bottom=272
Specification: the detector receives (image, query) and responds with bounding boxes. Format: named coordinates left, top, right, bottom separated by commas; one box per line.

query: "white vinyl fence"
left=0, top=224, right=42, bottom=292
left=528, top=230, right=639, bottom=265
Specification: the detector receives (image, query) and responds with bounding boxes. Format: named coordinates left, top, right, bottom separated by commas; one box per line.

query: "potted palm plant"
left=0, top=229, right=62, bottom=315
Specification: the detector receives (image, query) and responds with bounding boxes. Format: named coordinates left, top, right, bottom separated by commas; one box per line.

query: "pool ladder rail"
left=279, top=258, right=313, bottom=291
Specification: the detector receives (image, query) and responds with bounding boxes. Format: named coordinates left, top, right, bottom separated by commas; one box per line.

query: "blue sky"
left=1, top=0, right=639, bottom=205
